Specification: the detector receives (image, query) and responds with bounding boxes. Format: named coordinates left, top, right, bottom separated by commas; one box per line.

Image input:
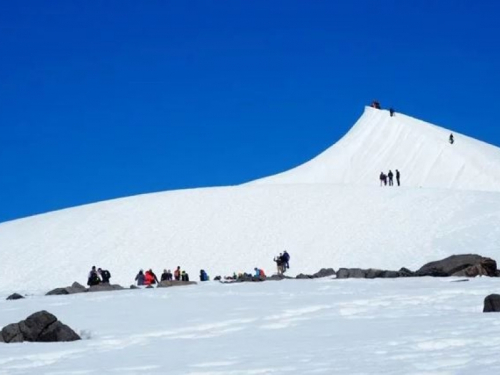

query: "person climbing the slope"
left=388, top=170, right=394, bottom=186
left=135, top=269, right=145, bottom=286
left=389, top=108, right=395, bottom=117
left=87, top=266, right=101, bottom=286
left=449, top=133, right=454, bottom=144
left=98, top=268, right=111, bottom=284
left=396, top=169, right=401, bottom=186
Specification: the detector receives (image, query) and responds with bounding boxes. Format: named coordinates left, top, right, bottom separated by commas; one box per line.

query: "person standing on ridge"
left=396, top=169, right=401, bottom=186
left=449, top=133, right=454, bottom=144
left=388, top=170, right=394, bottom=186
left=389, top=108, right=395, bottom=117
left=283, top=250, right=290, bottom=270
left=380, top=172, right=387, bottom=186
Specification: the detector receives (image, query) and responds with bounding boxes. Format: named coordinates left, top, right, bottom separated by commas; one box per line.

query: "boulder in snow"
left=483, top=294, right=500, bottom=312
left=157, top=281, right=197, bottom=288
left=6, top=293, right=24, bottom=301
left=0, top=311, right=80, bottom=343
left=46, top=281, right=87, bottom=296
left=88, top=284, right=125, bottom=292
left=312, top=268, right=336, bottom=278
left=416, top=254, right=497, bottom=277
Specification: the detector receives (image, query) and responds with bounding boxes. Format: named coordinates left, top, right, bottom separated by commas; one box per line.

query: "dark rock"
left=0, top=310, right=80, bottom=343
left=267, top=274, right=291, bottom=281
left=157, top=281, right=197, bottom=288
left=88, top=284, right=125, bottom=292
left=38, top=321, right=81, bottom=342
left=146, top=285, right=154, bottom=288
left=46, top=281, right=88, bottom=296
left=380, top=270, right=401, bottom=278
left=214, top=276, right=222, bottom=281
left=1, top=323, right=23, bottom=343
left=6, top=293, right=24, bottom=301
left=451, top=279, right=469, bottom=282
left=130, top=285, right=140, bottom=289
left=336, top=268, right=350, bottom=279
left=398, top=267, right=414, bottom=277
left=417, top=254, right=497, bottom=277
left=365, top=269, right=384, bottom=279
left=0, top=332, right=4, bottom=343
left=336, top=268, right=367, bottom=279
left=296, top=273, right=313, bottom=279
left=312, top=268, right=336, bottom=278
left=484, top=294, right=500, bottom=312
left=19, top=311, right=57, bottom=341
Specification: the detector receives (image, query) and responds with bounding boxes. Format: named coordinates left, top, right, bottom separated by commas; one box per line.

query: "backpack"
left=259, top=269, right=266, bottom=277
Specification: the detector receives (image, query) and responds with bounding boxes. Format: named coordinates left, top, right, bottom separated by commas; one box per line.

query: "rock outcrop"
left=416, top=254, right=497, bottom=277
left=157, top=280, right=197, bottom=288
left=0, top=311, right=80, bottom=343
left=483, top=294, right=500, bottom=312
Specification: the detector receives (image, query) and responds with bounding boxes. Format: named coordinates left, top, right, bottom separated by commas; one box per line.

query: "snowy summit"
left=1, top=106, right=500, bottom=293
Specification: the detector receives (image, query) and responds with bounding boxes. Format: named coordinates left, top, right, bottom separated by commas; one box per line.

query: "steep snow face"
left=251, top=107, right=500, bottom=192
left=1, top=185, right=500, bottom=293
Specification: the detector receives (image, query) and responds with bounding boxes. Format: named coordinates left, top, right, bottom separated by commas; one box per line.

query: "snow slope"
left=1, top=278, right=500, bottom=374
left=2, top=107, right=500, bottom=292
left=252, top=107, right=500, bottom=191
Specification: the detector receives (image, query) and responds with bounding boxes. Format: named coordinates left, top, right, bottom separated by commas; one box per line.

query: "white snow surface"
left=1, top=278, right=500, bottom=374
left=1, top=107, right=500, bottom=292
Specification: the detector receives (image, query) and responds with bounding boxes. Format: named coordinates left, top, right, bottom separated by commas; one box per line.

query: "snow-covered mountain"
left=1, top=107, right=500, bottom=293
left=252, top=107, right=500, bottom=191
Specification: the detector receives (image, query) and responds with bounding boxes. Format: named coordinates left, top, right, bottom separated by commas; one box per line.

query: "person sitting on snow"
left=87, top=266, right=101, bottom=286
left=98, top=268, right=111, bottom=283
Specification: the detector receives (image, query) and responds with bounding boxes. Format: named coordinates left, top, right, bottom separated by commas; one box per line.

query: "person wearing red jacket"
left=144, top=269, right=159, bottom=285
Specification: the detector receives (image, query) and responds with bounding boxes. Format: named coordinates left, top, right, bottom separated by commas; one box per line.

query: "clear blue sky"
left=1, top=1, right=499, bottom=222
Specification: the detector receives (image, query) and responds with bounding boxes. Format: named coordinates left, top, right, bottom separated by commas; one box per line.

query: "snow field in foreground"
left=1, top=278, right=500, bottom=375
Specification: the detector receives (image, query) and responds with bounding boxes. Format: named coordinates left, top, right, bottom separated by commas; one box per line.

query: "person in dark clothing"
left=396, top=169, right=401, bottom=186
left=380, top=172, right=387, bottom=186
left=161, top=269, right=170, bottom=282
left=98, top=268, right=111, bottom=283
left=371, top=100, right=381, bottom=109
left=449, top=133, right=454, bottom=144
left=87, top=266, right=101, bottom=286
left=282, top=251, right=290, bottom=270
left=388, top=170, right=394, bottom=186
left=135, top=269, right=145, bottom=286
left=174, top=266, right=181, bottom=281
left=389, top=108, right=395, bottom=117
left=274, top=254, right=285, bottom=275
left=200, top=269, right=209, bottom=282
left=181, top=271, right=190, bottom=282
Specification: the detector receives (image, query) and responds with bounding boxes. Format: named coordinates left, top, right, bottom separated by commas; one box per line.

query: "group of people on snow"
left=87, top=266, right=112, bottom=286
left=370, top=100, right=395, bottom=117
left=379, top=170, right=400, bottom=187
left=87, top=251, right=291, bottom=287
left=134, top=267, right=193, bottom=286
